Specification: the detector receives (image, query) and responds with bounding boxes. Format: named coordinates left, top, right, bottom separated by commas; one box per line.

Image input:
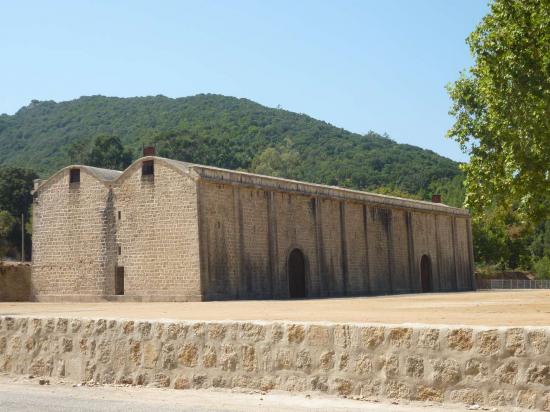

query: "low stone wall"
left=0, top=263, right=31, bottom=301
left=0, top=316, right=549, bottom=410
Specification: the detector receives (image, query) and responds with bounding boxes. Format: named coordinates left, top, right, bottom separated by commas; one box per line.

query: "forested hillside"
left=0, top=94, right=462, bottom=204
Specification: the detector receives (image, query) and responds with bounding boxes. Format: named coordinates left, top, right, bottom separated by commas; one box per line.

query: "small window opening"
left=69, top=168, right=80, bottom=184
left=118, top=211, right=121, bottom=220
left=117, top=245, right=121, bottom=255
left=142, top=160, right=154, bottom=176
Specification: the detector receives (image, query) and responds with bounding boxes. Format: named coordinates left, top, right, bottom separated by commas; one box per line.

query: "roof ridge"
left=144, top=156, right=468, bottom=216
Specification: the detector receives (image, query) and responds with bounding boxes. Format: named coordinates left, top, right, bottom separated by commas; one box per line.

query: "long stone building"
left=31, top=151, right=475, bottom=301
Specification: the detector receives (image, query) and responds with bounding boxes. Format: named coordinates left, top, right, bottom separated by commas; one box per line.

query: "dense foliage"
left=0, top=94, right=461, bottom=200
left=0, top=210, right=16, bottom=258
left=447, top=0, right=550, bottom=222
left=0, top=167, right=37, bottom=219
left=0, top=167, right=36, bottom=260
left=531, top=222, right=550, bottom=279
left=448, top=0, right=550, bottom=278
left=68, top=135, right=133, bottom=170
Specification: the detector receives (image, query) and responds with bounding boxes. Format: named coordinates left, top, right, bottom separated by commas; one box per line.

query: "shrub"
left=533, top=256, right=550, bottom=280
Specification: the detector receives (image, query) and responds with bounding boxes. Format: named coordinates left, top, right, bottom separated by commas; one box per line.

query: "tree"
left=250, top=138, right=301, bottom=179
left=85, top=135, right=133, bottom=170
left=426, top=174, right=466, bottom=208
left=67, top=140, right=89, bottom=164
left=0, top=211, right=15, bottom=237
left=0, top=167, right=36, bottom=260
left=0, top=210, right=16, bottom=258
left=371, top=186, right=422, bottom=200
left=530, top=221, right=550, bottom=261
left=153, top=130, right=238, bottom=169
left=0, top=167, right=37, bottom=218
left=530, top=221, right=550, bottom=278
left=447, top=0, right=550, bottom=223
left=472, top=206, right=532, bottom=269
left=533, top=256, right=550, bottom=279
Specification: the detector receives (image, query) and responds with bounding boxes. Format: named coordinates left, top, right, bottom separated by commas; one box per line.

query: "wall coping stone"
left=1, top=315, right=548, bottom=409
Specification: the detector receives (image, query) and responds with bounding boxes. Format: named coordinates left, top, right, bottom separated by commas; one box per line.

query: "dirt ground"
left=1, top=290, right=549, bottom=326
left=0, top=374, right=479, bottom=412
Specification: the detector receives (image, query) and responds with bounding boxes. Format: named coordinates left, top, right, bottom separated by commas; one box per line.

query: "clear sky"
left=1, top=0, right=488, bottom=162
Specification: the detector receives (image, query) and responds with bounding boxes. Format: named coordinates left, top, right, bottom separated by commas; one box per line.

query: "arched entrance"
left=420, top=255, right=432, bottom=293
left=288, top=249, right=306, bottom=298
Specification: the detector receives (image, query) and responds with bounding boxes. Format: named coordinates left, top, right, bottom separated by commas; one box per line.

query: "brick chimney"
left=431, top=194, right=441, bottom=203
left=143, top=146, right=155, bottom=156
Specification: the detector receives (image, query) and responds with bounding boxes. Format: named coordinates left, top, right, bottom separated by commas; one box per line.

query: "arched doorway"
left=288, top=249, right=306, bottom=298
left=420, top=255, right=432, bottom=293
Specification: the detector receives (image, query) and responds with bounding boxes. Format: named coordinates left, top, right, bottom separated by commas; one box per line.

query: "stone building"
left=31, top=152, right=475, bottom=301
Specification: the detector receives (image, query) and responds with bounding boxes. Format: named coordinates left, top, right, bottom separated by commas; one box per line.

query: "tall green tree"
left=0, top=167, right=37, bottom=218
left=67, top=140, right=89, bottom=164
left=0, top=211, right=16, bottom=237
left=250, top=138, right=301, bottom=179
left=0, top=167, right=36, bottom=260
left=447, top=0, right=550, bottom=223
left=153, top=130, right=238, bottom=169
left=530, top=221, right=550, bottom=261
left=85, top=135, right=133, bottom=170
left=530, top=221, right=550, bottom=278
left=0, top=210, right=16, bottom=258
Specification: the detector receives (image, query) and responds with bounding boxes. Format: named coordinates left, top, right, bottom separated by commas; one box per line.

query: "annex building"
left=31, top=150, right=475, bottom=301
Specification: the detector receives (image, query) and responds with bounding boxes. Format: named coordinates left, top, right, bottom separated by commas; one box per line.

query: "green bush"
left=0, top=210, right=16, bottom=258
left=533, top=256, right=550, bottom=280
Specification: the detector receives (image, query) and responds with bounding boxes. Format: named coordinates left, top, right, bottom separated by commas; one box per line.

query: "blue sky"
left=0, top=0, right=488, bottom=162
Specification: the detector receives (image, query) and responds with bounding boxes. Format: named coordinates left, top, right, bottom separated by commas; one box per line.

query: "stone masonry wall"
left=115, top=161, right=201, bottom=300
left=0, top=263, right=31, bottom=301
left=1, top=316, right=549, bottom=410
left=31, top=169, right=116, bottom=298
left=273, top=191, right=318, bottom=297
left=198, top=178, right=474, bottom=300
left=455, top=217, right=474, bottom=290
left=197, top=182, right=243, bottom=299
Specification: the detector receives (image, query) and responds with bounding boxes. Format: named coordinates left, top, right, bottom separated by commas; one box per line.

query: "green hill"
left=0, top=94, right=463, bottom=204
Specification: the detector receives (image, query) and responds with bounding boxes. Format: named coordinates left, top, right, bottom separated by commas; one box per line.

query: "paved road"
left=0, top=378, right=469, bottom=412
